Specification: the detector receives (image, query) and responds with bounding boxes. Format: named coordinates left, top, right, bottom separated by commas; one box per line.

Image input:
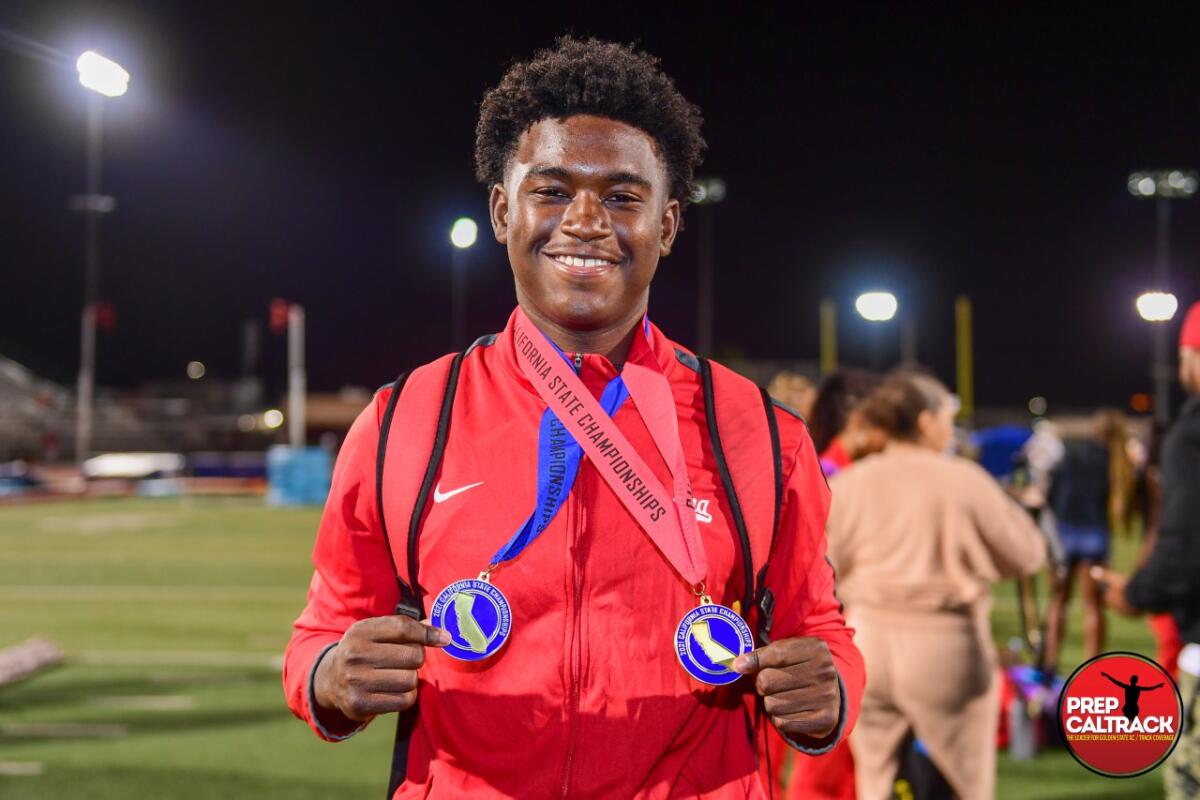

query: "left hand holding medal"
left=732, top=637, right=840, bottom=740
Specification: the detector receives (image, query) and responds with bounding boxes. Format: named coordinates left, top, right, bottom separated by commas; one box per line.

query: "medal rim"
left=675, top=602, right=754, bottom=686
left=430, top=578, right=512, bottom=662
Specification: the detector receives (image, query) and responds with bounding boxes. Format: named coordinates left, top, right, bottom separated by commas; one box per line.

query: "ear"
left=659, top=198, right=681, bottom=257
left=489, top=184, right=509, bottom=244
left=915, top=409, right=936, bottom=439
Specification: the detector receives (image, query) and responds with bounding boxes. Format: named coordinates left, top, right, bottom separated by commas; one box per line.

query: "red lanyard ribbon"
left=512, top=308, right=707, bottom=587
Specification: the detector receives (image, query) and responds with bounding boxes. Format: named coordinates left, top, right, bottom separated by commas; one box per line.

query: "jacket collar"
left=494, top=306, right=683, bottom=399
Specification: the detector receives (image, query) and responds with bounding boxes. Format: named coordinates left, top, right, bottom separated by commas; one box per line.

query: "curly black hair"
left=475, top=36, right=706, bottom=208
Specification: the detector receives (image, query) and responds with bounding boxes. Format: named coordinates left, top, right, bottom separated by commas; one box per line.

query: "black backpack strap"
left=376, top=371, right=421, bottom=619
left=760, top=388, right=784, bottom=535
left=756, top=387, right=784, bottom=644
left=406, top=352, right=464, bottom=616
left=697, top=357, right=754, bottom=620
left=381, top=352, right=463, bottom=800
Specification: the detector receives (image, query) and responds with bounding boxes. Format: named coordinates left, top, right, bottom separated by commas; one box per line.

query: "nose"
left=560, top=191, right=612, bottom=242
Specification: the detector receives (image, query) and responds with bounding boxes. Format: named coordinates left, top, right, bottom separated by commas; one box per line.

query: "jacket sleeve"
left=1127, top=418, right=1200, bottom=611
left=1126, top=528, right=1199, bottom=612
left=282, top=390, right=400, bottom=741
left=762, top=425, right=864, bottom=755
left=964, top=462, right=1047, bottom=580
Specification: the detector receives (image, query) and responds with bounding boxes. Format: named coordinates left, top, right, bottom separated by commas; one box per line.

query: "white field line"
left=0, top=722, right=128, bottom=738
left=87, top=694, right=196, bottom=711
left=0, top=761, right=44, bottom=776
left=0, top=586, right=302, bottom=602
left=78, top=650, right=284, bottom=669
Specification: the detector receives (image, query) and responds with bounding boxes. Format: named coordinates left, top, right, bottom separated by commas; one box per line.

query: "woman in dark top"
left=1042, top=410, right=1134, bottom=669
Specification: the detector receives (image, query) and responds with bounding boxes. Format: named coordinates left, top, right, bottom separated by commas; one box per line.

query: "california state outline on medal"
left=675, top=603, right=755, bottom=685
left=430, top=578, right=512, bottom=661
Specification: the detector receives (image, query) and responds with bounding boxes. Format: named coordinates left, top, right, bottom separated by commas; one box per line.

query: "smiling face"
left=489, top=115, right=681, bottom=339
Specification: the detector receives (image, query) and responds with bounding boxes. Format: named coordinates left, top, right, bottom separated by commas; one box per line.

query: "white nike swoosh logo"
left=433, top=481, right=484, bottom=503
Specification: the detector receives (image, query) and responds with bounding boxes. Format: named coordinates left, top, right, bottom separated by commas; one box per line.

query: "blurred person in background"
left=826, top=372, right=1046, bottom=800
left=1040, top=409, right=1136, bottom=671
left=767, top=370, right=818, bottom=420
left=773, top=367, right=881, bottom=799
left=1135, top=421, right=1184, bottom=677
left=1098, top=301, right=1200, bottom=800
left=808, top=368, right=885, bottom=478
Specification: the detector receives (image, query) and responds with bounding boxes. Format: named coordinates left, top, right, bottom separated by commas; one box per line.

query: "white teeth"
left=553, top=255, right=615, bottom=269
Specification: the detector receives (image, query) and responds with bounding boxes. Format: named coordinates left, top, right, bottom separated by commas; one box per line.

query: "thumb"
left=731, top=649, right=761, bottom=675
left=421, top=619, right=452, bottom=647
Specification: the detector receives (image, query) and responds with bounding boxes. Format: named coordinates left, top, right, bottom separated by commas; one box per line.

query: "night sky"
left=2, top=3, right=1198, bottom=412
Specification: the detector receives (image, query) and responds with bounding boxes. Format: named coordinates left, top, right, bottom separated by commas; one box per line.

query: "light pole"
left=692, top=178, right=726, bottom=356
left=1137, top=291, right=1179, bottom=422
left=73, top=51, right=129, bottom=466
left=1128, top=169, right=1196, bottom=423
left=819, top=298, right=837, bottom=375
left=855, top=291, right=899, bottom=368
left=449, top=217, right=478, bottom=350
left=955, top=296, right=974, bottom=422
left=287, top=304, right=307, bottom=447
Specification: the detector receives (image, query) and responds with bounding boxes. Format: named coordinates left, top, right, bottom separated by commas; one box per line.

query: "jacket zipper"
left=561, top=352, right=585, bottom=797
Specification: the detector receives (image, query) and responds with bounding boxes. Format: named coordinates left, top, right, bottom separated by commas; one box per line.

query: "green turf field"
left=0, top=498, right=1166, bottom=797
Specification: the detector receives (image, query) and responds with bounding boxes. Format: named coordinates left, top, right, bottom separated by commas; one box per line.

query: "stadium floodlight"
left=449, top=217, right=478, bottom=349
left=76, top=51, right=129, bottom=97
left=855, top=291, right=898, bottom=322
left=691, top=177, right=727, bottom=206
left=1127, top=169, right=1198, bottom=200
left=1128, top=169, right=1194, bottom=424
left=74, top=50, right=130, bottom=464
left=1136, top=291, right=1178, bottom=323
left=450, top=217, right=478, bottom=249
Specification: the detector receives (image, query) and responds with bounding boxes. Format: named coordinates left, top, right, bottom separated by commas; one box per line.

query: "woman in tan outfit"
left=826, top=373, right=1045, bottom=800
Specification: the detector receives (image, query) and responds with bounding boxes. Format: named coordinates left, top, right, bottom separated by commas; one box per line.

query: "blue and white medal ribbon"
left=430, top=368, right=628, bottom=662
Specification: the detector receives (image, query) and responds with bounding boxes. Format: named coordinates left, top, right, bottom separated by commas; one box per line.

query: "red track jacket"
left=284, top=310, right=864, bottom=798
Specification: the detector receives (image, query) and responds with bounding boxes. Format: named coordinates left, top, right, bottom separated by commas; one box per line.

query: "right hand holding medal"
left=314, top=616, right=451, bottom=721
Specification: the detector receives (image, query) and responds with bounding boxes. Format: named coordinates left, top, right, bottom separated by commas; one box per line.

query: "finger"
left=344, top=689, right=419, bottom=719
left=733, top=638, right=825, bottom=675
left=359, top=669, right=420, bottom=695
left=754, top=665, right=833, bottom=697
left=762, top=685, right=840, bottom=718
left=732, top=649, right=761, bottom=675
left=367, top=642, right=427, bottom=670
left=772, top=708, right=839, bottom=740
left=368, top=616, right=451, bottom=647
left=1094, top=566, right=1127, bottom=586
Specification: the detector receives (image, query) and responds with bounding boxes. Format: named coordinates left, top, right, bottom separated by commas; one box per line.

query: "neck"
left=517, top=300, right=645, bottom=366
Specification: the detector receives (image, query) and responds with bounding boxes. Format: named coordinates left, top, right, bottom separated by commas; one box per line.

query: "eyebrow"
left=527, top=165, right=653, bottom=189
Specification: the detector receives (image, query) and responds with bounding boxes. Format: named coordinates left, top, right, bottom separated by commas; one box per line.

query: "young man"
left=1100, top=300, right=1200, bottom=800
left=284, top=37, right=864, bottom=798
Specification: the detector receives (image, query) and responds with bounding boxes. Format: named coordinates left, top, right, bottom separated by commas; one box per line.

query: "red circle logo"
left=1058, top=651, right=1183, bottom=778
